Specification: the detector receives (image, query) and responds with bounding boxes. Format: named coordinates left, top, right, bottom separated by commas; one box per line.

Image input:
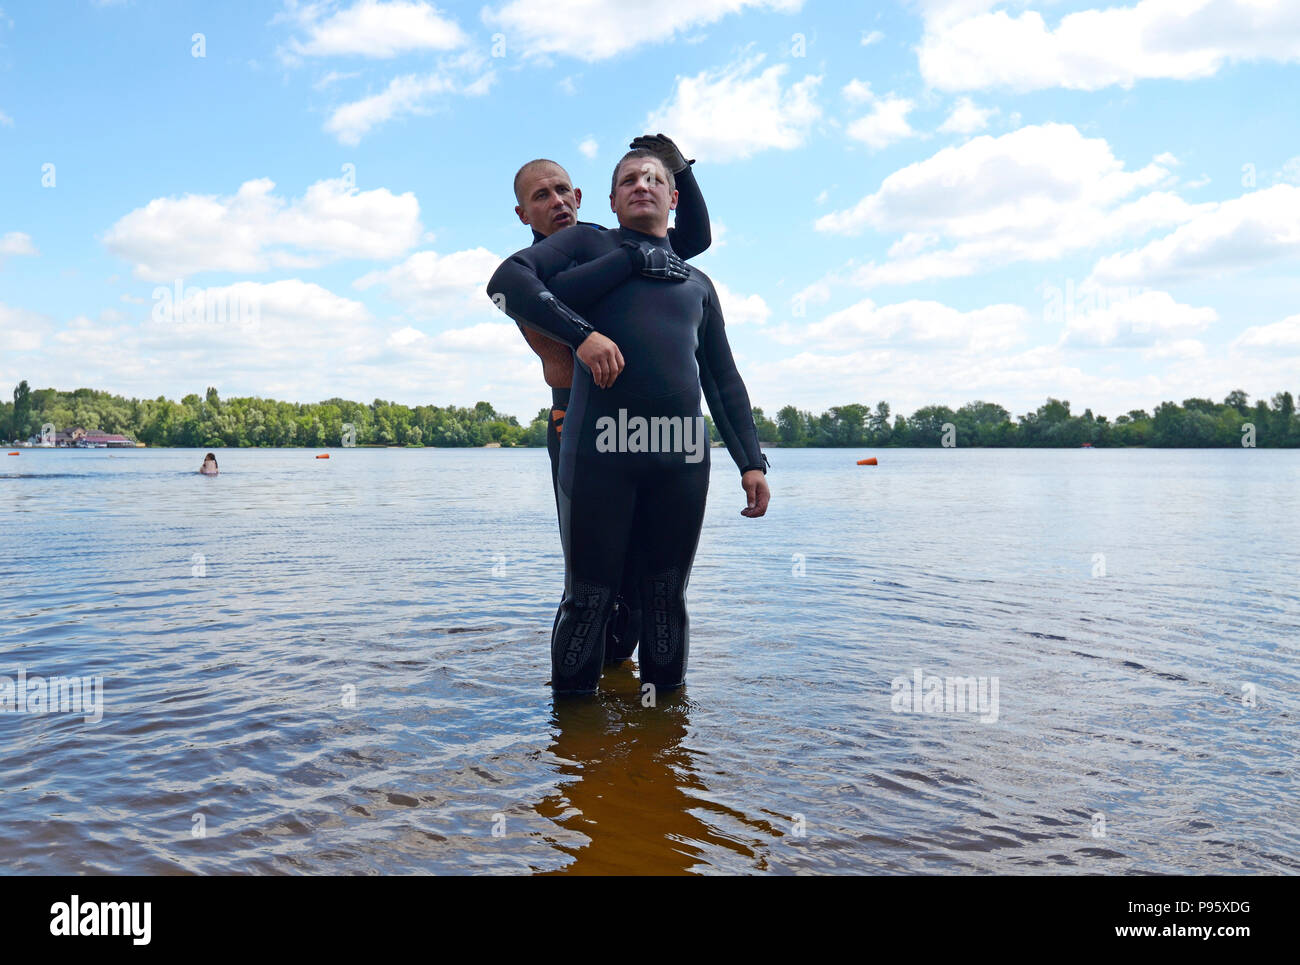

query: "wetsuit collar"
left=531, top=220, right=605, bottom=245
left=617, top=224, right=675, bottom=252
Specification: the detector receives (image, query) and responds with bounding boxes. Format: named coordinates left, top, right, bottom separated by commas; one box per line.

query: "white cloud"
left=7, top=280, right=549, bottom=414
left=1233, top=313, right=1300, bottom=351
left=842, top=79, right=873, bottom=103
left=713, top=280, right=770, bottom=325
left=774, top=297, right=1029, bottom=353
left=938, top=96, right=995, bottom=134
left=1057, top=289, right=1218, bottom=348
left=287, top=0, right=467, bottom=58
left=846, top=92, right=916, bottom=150
left=0, top=109, right=12, bottom=127
left=861, top=29, right=883, bottom=45
left=0, top=302, right=52, bottom=352
left=481, top=0, right=803, bottom=62
left=104, top=176, right=423, bottom=281
left=354, top=247, right=504, bottom=313
left=325, top=72, right=455, bottom=145
left=816, top=123, right=1200, bottom=286
left=644, top=55, right=821, bottom=162
left=578, top=137, right=598, bottom=159
left=313, top=70, right=361, bottom=90
left=919, top=0, right=1300, bottom=92
left=1091, top=184, right=1300, bottom=284
left=0, top=231, right=37, bottom=257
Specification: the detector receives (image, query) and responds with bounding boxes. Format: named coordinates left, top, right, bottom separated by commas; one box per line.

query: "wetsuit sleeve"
left=697, top=276, right=767, bottom=476
left=544, top=246, right=637, bottom=314
left=486, top=230, right=598, bottom=350
left=666, top=164, right=711, bottom=260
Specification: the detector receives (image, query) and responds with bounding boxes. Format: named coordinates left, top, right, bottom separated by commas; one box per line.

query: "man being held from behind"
left=488, top=149, right=770, bottom=696
left=504, top=135, right=713, bottom=666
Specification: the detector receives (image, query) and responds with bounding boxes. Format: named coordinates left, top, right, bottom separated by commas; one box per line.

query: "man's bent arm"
left=545, top=245, right=639, bottom=314
left=486, top=231, right=597, bottom=349
left=666, top=164, right=711, bottom=260
left=697, top=276, right=766, bottom=475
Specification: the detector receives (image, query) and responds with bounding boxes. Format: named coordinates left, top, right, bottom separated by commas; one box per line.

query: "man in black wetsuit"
left=507, top=135, right=712, bottom=666
left=489, top=149, right=771, bottom=695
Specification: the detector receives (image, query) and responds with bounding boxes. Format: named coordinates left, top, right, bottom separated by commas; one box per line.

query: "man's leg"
left=550, top=385, right=637, bottom=661
left=552, top=456, right=637, bottom=694
left=604, top=554, right=642, bottom=663
left=633, top=457, right=710, bottom=691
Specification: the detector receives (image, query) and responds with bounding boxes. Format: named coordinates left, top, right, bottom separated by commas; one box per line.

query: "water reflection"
left=537, top=662, right=768, bottom=875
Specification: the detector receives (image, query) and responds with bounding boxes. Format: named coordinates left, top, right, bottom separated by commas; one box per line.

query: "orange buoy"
left=857, top=457, right=878, bottom=466
left=7, top=451, right=18, bottom=456
left=316, top=453, right=330, bottom=459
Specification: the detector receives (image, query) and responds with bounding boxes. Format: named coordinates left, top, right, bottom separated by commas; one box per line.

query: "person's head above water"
left=202, top=452, right=217, bottom=467
left=513, top=160, right=581, bottom=238
left=610, top=150, right=678, bottom=238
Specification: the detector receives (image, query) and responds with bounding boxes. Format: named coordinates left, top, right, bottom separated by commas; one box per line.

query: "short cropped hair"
left=610, top=149, right=675, bottom=196
left=513, top=159, right=569, bottom=204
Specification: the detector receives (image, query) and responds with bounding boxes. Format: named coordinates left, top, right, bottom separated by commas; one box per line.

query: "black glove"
left=628, top=133, right=691, bottom=173
left=622, top=240, right=691, bottom=281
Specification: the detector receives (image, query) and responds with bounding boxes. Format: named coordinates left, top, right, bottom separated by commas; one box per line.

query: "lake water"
left=1, top=446, right=1297, bottom=874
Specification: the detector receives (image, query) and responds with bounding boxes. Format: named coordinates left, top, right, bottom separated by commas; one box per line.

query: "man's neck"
left=617, top=220, right=668, bottom=239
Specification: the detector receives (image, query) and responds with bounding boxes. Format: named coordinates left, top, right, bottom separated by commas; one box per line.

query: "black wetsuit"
left=488, top=223, right=767, bottom=694
left=519, top=164, right=713, bottom=662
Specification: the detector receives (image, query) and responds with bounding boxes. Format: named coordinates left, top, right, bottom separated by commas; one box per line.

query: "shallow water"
left=1, top=446, right=1297, bottom=874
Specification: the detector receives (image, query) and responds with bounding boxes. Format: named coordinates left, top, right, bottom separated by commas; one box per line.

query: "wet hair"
left=611, top=149, right=675, bottom=196
left=204, top=452, right=217, bottom=467
left=513, top=159, right=570, bottom=204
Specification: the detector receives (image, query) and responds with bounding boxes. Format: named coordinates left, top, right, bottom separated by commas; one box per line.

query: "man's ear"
left=609, top=192, right=617, bottom=214
left=515, top=204, right=529, bottom=226
left=574, top=187, right=582, bottom=209
left=668, top=188, right=679, bottom=211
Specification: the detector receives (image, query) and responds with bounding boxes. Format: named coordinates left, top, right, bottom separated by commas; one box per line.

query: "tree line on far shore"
left=4, top=382, right=1297, bottom=448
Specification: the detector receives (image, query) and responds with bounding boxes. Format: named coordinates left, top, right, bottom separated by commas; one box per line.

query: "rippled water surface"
left=2, top=446, right=1297, bottom=874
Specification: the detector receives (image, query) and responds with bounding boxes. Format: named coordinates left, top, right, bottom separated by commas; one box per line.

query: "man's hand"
left=622, top=240, right=690, bottom=281
left=576, top=331, right=625, bottom=389
left=740, top=469, right=770, bottom=517
left=629, top=133, right=690, bottom=173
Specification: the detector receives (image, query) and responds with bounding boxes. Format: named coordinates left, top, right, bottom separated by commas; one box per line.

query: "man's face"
left=610, top=157, right=678, bottom=234
left=515, top=164, right=582, bottom=237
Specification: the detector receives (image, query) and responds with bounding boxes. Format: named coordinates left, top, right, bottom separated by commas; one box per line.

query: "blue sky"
left=2, top=0, right=1298, bottom=422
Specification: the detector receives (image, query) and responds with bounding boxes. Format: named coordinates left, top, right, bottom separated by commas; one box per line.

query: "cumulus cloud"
left=1055, top=288, right=1218, bottom=348
left=354, top=247, right=504, bottom=314
left=938, top=96, right=995, bottom=134
left=643, top=55, right=821, bottom=162
left=0, top=302, right=53, bottom=353
left=845, top=91, right=917, bottom=150
left=0, top=231, right=37, bottom=258
left=285, top=0, right=467, bottom=58
left=712, top=280, right=770, bottom=326
left=103, top=177, right=423, bottom=281
left=773, top=297, right=1029, bottom=353
left=1233, top=313, right=1300, bottom=351
left=324, top=70, right=494, bottom=145
left=918, top=0, right=1300, bottom=92
left=578, top=137, right=598, bottom=159
left=481, top=0, right=804, bottom=62
left=1091, top=184, right=1300, bottom=284
left=816, top=123, right=1200, bottom=286
left=9, top=280, right=546, bottom=413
